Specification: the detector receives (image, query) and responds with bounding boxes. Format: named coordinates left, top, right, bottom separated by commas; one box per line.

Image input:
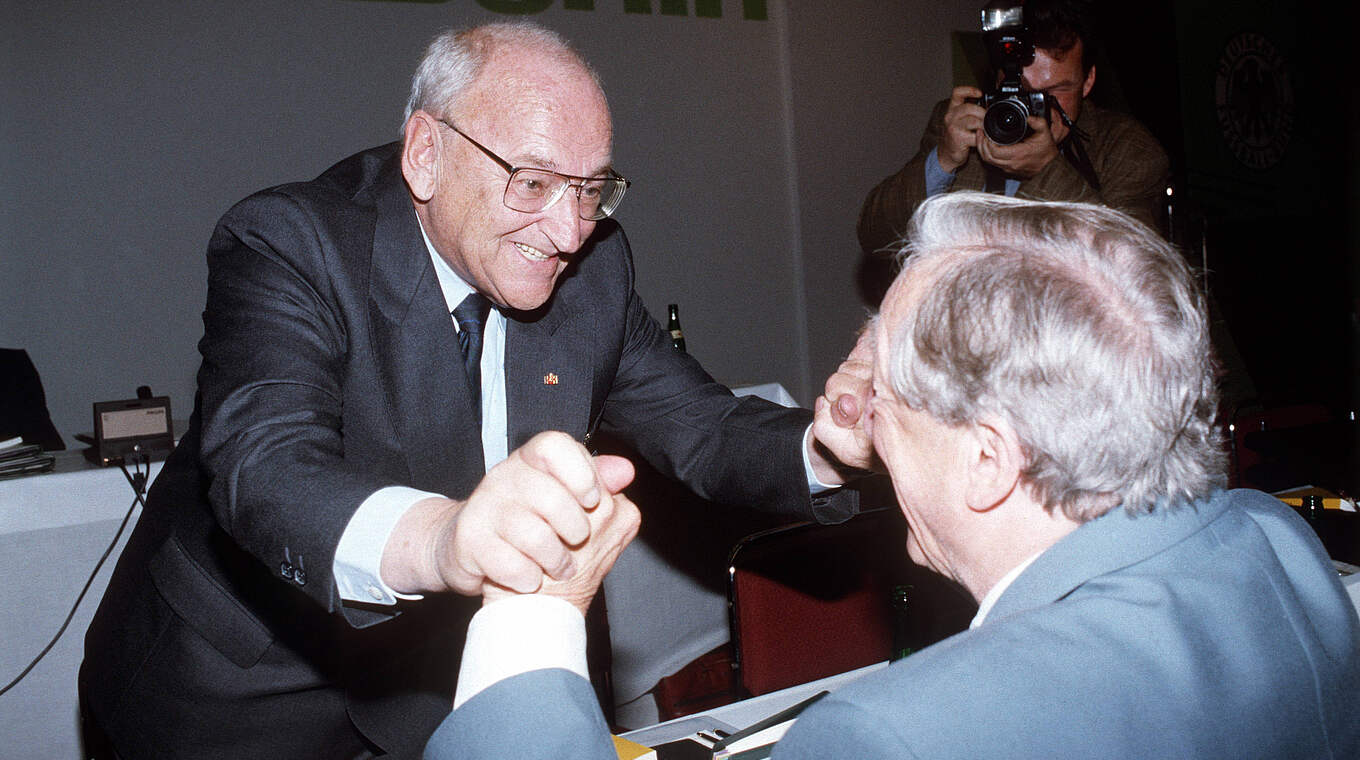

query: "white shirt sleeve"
left=333, top=485, right=443, bottom=605
left=803, top=424, right=838, bottom=495
left=453, top=594, right=588, bottom=709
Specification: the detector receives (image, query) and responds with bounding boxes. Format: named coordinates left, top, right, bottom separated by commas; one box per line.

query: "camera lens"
left=984, top=98, right=1030, bottom=145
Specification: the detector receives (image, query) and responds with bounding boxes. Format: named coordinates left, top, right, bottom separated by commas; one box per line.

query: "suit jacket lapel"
left=365, top=159, right=485, bottom=497
left=505, top=298, right=593, bottom=452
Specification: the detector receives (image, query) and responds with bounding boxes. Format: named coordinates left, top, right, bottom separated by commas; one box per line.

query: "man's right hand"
left=483, top=454, right=640, bottom=615
left=937, top=86, right=985, bottom=174
left=380, top=431, right=637, bottom=598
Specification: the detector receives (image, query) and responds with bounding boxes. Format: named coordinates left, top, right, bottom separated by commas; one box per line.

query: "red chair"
left=726, top=507, right=975, bottom=697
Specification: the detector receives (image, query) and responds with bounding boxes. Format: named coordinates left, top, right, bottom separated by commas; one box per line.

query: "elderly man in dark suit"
left=425, top=193, right=1360, bottom=760
left=80, top=21, right=868, bottom=758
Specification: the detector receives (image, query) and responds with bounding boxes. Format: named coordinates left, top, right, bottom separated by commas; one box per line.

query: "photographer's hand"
left=978, top=114, right=1060, bottom=179
left=938, top=86, right=985, bottom=173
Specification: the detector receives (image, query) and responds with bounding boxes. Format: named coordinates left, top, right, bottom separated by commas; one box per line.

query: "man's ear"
left=402, top=110, right=440, bottom=202
left=1081, top=64, right=1097, bottom=100
left=964, top=415, right=1022, bottom=513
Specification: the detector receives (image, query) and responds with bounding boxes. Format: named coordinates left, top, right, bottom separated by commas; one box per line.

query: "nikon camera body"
left=976, top=1, right=1052, bottom=145
left=980, top=79, right=1051, bottom=145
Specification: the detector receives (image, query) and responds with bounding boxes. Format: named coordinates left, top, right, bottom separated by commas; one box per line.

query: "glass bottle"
left=889, top=584, right=915, bottom=661
left=1303, top=493, right=1323, bottom=521
left=667, top=303, right=686, bottom=352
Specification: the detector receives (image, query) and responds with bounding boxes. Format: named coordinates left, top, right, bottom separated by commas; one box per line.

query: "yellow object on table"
left=613, top=734, right=657, bottom=760
left=1274, top=486, right=1355, bottom=511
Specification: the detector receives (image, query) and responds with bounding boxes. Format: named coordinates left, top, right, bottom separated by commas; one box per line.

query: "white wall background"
left=1, top=0, right=977, bottom=443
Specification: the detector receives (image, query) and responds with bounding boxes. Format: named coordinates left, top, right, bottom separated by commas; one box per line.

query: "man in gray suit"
left=80, top=22, right=867, bottom=758
left=426, top=192, right=1360, bottom=759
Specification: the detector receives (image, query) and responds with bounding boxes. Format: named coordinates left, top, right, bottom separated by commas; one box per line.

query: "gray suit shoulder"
left=424, top=669, right=615, bottom=760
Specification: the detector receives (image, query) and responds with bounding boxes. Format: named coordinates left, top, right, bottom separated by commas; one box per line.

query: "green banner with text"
left=362, top=0, right=768, bottom=20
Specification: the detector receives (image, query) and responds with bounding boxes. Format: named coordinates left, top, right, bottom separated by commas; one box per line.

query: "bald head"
left=404, top=21, right=608, bottom=131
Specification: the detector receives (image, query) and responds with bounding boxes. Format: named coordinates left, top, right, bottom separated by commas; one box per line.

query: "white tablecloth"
left=0, top=451, right=161, bottom=760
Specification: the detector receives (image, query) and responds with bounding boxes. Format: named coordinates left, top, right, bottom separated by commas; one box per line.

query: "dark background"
left=1101, top=0, right=1355, bottom=413
left=1097, top=0, right=1356, bottom=495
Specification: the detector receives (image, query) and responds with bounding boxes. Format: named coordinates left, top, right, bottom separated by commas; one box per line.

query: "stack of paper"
left=0, top=436, right=55, bottom=479
left=708, top=691, right=827, bottom=760
left=622, top=690, right=828, bottom=760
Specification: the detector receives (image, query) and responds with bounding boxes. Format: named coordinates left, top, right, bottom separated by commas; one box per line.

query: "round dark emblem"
left=1214, top=32, right=1293, bottom=169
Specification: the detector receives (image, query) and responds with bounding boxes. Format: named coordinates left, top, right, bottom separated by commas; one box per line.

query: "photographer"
left=857, top=0, right=1169, bottom=274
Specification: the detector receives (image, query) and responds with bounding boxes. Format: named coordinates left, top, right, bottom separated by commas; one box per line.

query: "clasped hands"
left=381, top=331, right=880, bottom=613
left=382, top=431, right=640, bottom=615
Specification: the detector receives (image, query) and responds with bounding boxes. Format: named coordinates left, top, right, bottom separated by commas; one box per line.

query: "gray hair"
left=402, top=21, right=602, bottom=129
left=885, top=192, right=1225, bottom=521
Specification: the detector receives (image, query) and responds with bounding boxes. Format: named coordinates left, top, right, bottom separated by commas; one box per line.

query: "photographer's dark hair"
left=1024, top=0, right=1099, bottom=72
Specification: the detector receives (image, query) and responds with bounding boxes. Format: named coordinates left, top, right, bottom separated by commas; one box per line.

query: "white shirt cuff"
left=453, top=595, right=588, bottom=709
left=802, top=424, right=837, bottom=495
left=333, top=485, right=443, bottom=605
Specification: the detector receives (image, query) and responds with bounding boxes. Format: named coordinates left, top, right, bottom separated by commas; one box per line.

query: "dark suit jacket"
left=427, top=489, right=1360, bottom=760
left=857, top=100, right=1170, bottom=257
left=81, top=143, right=854, bottom=758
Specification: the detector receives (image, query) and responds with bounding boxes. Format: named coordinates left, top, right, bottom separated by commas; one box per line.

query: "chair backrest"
left=727, top=508, right=905, bottom=697
left=1230, top=403, right=1341, bottom=491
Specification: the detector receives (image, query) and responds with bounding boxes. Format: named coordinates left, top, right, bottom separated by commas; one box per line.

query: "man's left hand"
left=808, top=325, right=877, bottom=483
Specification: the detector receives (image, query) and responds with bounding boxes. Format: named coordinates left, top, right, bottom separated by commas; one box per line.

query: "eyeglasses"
left=437, top=119, right=630, bottom=221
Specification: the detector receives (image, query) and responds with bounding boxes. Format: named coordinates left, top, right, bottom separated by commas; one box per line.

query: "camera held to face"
left=980, top=85, right=1050, bottom=146
left=975, top=1, right=1050, bottom=145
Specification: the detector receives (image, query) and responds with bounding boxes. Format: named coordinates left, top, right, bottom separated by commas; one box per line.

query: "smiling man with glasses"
left=437, top=119, right=630, bottom=222
left=81, top=20, right=874, bottom=759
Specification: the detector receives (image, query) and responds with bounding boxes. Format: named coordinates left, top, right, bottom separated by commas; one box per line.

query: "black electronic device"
left=976, top=0, right=1051, bottom=145
left=87, top=395, right=174, bottom=466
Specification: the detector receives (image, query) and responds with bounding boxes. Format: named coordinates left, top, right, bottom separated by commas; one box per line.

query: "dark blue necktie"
left=452, top=293, right=491, bottom=424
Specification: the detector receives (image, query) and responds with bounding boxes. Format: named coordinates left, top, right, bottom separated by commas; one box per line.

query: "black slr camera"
left=977, top=1, right=1051, bottom=145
